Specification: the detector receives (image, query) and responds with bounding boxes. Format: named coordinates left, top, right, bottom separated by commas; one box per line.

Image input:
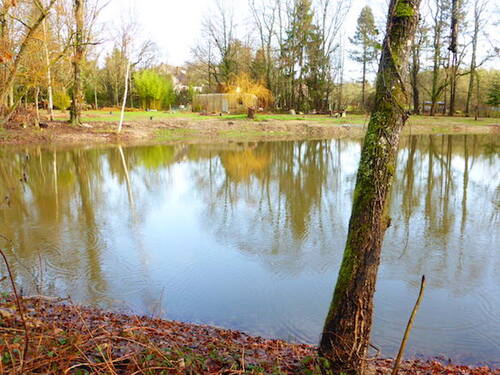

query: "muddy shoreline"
left=0, top=117, right=498, bottom=147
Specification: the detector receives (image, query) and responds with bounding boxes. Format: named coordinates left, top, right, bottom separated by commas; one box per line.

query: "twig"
left=0, top=245, right=30, bottom=372
left=391, top=275, right=426, bottom=375
left=369, top=342, right=381, bottom=358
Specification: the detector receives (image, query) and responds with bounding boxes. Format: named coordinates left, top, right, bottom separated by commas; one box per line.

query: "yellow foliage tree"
left=223, top=73, right=273, bottom=109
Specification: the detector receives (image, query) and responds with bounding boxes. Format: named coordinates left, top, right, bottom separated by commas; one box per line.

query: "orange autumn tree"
left=223, top=73, right=273, bottom=109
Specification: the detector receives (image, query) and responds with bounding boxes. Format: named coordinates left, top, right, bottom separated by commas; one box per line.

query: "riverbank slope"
left=0, top=296, right=497, bottom=374
left=1, top=112, right=498, bottom=146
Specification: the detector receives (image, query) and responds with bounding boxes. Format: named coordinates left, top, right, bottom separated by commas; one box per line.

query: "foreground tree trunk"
left=319, top=1, right=421, bottom=374
left=70, top=0, right=85, bottom=126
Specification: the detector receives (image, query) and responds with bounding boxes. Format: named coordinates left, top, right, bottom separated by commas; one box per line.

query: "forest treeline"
left=0, top=0, right=499, bottom=127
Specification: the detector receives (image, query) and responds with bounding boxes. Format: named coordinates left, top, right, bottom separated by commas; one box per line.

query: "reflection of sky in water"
left=0, top=135, right=498, bottom=367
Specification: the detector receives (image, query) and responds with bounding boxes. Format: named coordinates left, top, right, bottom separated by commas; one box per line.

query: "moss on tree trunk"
left=319, top=1, right=421, bottom=374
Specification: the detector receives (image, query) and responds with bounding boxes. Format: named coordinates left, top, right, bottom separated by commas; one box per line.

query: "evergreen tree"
left=283, top=0, right=315, bottom=112
left=486, top=76, right=500, bottom=107
left=349, top=6, right=379, bottom=111
left=305, top=25, right=331, bottom=112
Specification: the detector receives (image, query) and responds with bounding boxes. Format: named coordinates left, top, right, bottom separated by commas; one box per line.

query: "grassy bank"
left=0, top=295, right=497, bottom=374
left=76, top=110, right=499, bottom=127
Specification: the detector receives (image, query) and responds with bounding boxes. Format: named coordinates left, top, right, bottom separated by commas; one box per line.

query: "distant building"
left=193, top=93, right=258, bottom=114
left=423, top=101, right=446, bottom=113
left=157, top=64, right=203, bottom=93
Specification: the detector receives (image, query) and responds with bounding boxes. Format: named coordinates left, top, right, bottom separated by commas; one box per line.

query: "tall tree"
left=447, top=0, right=466, bottom=116
left=284, top=0, right=315, bottom=112
left=306, top=25, right=331, bottom=111
left=410, top=21, right=428, bottom=114
left=70, top=0, right=85, bottom=126
left=465, top=0, right=488, bottom=116
left=42, top=16, right=54, bottom=121
left=349, top=6, right=379, bottom=111
left=201, top=0, right=237, bottom=87
left=0, top=0, right=57, bottom=125
left=319, top=1, right=421, bottom=374
left=428, top=0, right=451, bottom=115
left=248, top=0, right=277, bottom=91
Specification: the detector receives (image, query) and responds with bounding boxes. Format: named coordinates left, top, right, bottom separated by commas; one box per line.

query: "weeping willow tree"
left=319, top=1, right=422, bottom=374
left=223, top=73, right=274, bottom=109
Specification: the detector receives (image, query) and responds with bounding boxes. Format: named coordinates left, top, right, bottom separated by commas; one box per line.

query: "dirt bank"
left=0, top=296, right=497, bottom=374
left=0, top=117, right=498, bottom=147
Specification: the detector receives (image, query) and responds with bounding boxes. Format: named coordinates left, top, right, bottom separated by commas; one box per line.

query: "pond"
left=0, top=135, right=498, bottom=366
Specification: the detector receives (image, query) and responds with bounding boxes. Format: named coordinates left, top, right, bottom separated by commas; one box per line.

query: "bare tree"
left=410, top=21, right=428, bottom=114
left=249, top=0, right=278, bottom=92
left=115, top=12, right=157, bottom=133
left=201, top=0, right=237, bottom=86
left=465, top=0, right=488, bottom=116
left=447, top=0, right=467, bottom=116
left=315, top=0, right=352, bottom=109
left=428, top=0, right=450, bottom=116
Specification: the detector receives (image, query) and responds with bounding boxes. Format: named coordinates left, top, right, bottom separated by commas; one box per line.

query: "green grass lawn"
left=52, top=110, right=498, bottom=127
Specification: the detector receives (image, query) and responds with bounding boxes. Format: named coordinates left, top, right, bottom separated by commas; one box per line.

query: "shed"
left=423, top=101, right=446, bottom=113
left=192, top=93, right=258, bottom=114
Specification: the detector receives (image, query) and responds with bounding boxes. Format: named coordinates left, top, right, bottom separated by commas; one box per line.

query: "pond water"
left=0, top=135, right=499, bottom=366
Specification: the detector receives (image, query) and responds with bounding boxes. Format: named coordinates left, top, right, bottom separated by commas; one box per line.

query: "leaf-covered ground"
left=0, top=296, right=497, bottom=374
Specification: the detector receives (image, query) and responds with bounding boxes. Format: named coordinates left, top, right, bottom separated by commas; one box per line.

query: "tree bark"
left=361, top=56, right=366, bottom=111
left=70, top=0, right=85, bottom=126
left=319, top=1, right=421, bottom=374
left=410, top=42, right=420, bottom=114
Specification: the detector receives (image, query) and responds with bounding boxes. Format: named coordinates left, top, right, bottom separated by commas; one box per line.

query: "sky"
left=99, top=0, right=498, bottom=80
left=100, top=0, right=387, bottom=66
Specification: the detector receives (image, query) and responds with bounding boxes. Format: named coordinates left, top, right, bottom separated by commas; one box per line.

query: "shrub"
left=53, top=89, right=71, bottom=111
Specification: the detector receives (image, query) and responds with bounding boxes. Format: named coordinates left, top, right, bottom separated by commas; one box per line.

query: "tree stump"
left=248, top=107, right=256, bottom=119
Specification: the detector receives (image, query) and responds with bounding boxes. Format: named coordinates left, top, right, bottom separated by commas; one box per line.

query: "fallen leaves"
left=0, top=296, right=497, bottom=374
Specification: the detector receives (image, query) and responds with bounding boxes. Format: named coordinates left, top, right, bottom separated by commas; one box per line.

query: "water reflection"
left=0, top=136, right=498, bottom=366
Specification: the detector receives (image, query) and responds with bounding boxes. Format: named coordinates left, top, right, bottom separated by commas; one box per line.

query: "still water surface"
left=0, top=135, right=499, bottom=366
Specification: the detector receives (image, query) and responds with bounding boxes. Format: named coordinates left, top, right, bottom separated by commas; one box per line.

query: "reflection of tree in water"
left=0, top=144, right=178, bottom=302
left=193, top=136, right=498, bottom=289
left=387, top=135, right=499, bottom=293
left=193, top=140, right=355, bottom=276
left=0, top=147, right=108, bottom=303
left=220, top=148, right=272, bottom=183
left=0, top=136, right=498, bottom=299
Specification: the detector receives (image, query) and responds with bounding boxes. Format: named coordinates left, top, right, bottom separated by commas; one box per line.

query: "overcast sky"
left=100, top=0, right=387, bottom=64
left=99, top=0, right=498, bottom=80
